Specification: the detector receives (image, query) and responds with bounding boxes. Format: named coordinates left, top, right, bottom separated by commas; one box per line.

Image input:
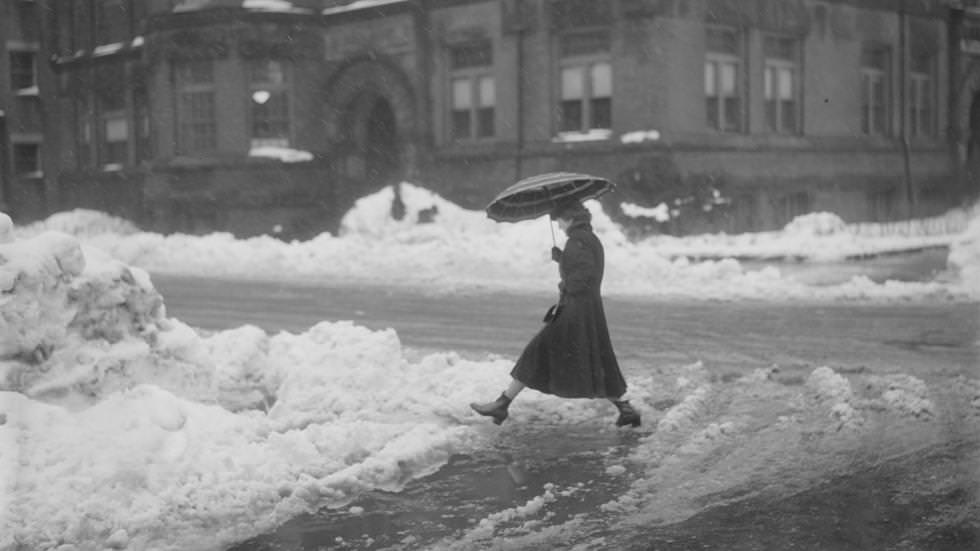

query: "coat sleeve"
left=560, top=235, right=597, bottom=296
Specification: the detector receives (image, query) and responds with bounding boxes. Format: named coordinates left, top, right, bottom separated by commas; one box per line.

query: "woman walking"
left=470, top=200, right=640, bottom=428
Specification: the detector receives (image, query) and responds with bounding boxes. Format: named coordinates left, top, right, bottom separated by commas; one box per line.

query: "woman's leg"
left=610, top=394, right=641, bottom=428
left=504, top=379, right=526, bottom=400
left=471, top=378, right=525, bottom=425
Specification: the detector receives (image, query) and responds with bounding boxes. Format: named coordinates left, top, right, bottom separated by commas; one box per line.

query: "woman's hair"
left=551, top=200, right=591, bottom=223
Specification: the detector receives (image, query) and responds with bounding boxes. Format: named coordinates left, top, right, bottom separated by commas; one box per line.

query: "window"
left=98, top=65, right=128, bottom=166
left=9, top=51, right=36, bottom=91
left=705, top=27, right=742, bottom=132
left=249, top=60, right=291, bottom=149
left=763, top=36, right=800, bottom=134
left=176, top=60, right=216, bottom=154
left=908, top=54, right=934, bottom=138
left=861, top=45, right=890, bottom=136
left=76, top=99, right=94, bottom=168
left=95, top=0, right=131, bottom=45
left=449, top=41, right=495, bottom=141
left=558, top=30, right=612, bottom=133
left=13, top=143, right=41, bottom=177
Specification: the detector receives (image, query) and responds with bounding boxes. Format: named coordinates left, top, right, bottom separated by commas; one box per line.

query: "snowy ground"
left=1, top=184, right=978, bottom=550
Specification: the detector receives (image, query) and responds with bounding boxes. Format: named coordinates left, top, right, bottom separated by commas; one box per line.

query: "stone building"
left=3, top=0, right=979, bottom=237
left=0, top=0, right=49, bottom=218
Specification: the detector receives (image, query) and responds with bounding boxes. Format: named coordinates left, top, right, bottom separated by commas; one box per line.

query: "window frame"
left=907, top=54, right=935, bottom=139
left=247, top=59, right=294, bottom=150
left=763, top=35, right=801, bottom=135
left=9, top=49, right=37, bottom=91
left=448, top=41, right=496, bottom=142
left=861, top=44, right=891, bottom=137
left=556, top=29, right=613, bottom=136
left=175, top=59, right=218, bottom=155
left=12, top=142, right=42, bottom=178
left=704, top=26, right=744, bottom=133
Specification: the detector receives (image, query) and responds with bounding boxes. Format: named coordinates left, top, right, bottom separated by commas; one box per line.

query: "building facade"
left=0, top=0, right=49, bottom=218
left=3, top=0, right=979, bottom=237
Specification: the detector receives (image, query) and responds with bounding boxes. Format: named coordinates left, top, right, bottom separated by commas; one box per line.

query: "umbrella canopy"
left=486, top=172, right=614, bottom=223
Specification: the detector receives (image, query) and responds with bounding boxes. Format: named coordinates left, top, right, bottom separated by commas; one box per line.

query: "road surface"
left=149, top=274, right=979, bottom=551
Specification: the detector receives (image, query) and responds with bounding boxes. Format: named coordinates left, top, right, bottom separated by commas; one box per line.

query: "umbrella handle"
left=550, top=219, right=556, bottom=247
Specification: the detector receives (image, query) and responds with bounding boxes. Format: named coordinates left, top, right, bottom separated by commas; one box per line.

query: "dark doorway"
left=364, top=98, right=398, bottom=186
left=969, top=91, right=980, bottom=194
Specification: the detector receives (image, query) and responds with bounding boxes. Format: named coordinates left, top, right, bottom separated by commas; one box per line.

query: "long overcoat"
left=510, top=219, right=627, bottom=398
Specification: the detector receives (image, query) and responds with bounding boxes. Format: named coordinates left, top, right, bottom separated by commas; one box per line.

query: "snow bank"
left=21, top=185, right=975, bottom=302
left=947, top=210, right=980, bottom=296
left=1, top=224, right=977, bottom=550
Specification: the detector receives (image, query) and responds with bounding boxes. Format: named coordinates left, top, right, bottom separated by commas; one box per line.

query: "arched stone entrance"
left=323, top=56, right=417, bottom=195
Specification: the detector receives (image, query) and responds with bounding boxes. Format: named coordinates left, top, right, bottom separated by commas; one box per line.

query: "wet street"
left=150, top=273, right=979, bottom=550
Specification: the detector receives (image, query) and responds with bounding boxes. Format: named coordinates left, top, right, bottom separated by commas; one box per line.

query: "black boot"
left=613, top=400, right=641, bottom=428
left=470, top=393, right=512, bottom=425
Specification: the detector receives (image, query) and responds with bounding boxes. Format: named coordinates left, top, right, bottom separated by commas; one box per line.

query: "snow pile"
left=0, top=222, right=975, bottom=550
left=947, top=211, right=980, bottom=296
left=783, top=212, right=848, bottom=236
left=16, top=209, right=140, bottom=238
left=36, top=183, right=971, bottom=301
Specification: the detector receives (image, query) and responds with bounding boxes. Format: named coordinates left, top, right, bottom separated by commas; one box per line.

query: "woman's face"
left=556, top=216, right=572, bottom=231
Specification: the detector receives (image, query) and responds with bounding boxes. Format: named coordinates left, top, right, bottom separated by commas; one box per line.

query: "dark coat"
left=510, top=220, right=627, bottom=398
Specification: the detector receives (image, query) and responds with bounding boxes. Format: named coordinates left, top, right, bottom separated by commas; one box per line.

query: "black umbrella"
left=485, top=172, right=614, bottom=223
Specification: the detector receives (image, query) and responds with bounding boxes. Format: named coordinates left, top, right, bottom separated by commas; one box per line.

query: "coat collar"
left=564, top=219, right=593, bottom=235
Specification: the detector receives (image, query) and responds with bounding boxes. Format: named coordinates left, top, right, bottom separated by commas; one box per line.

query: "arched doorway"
left=364, top=97, right=399, bottom=185
left=341, top=91, right=400, bottom=188
left=323, top=57, right=417, bottom=195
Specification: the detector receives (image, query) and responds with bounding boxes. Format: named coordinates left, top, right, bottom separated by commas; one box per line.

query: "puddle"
left=229, top=424, right=643, bottom=550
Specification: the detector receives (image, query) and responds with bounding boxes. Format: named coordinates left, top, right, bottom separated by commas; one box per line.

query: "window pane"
left=452, top=109, right=471, bottom=139
left=559, top=30, right=611, bottom=57
left=561, top=100, right=582, bottom=132
left=706, top=97, right=719, bottom=129
left=591, top=97, right=611, bottom=129
left=781, top=100, right=796, bottom=133
left=13, top=144, right=40, bottom=175
left=251, top=60, right=287, bottom=85
left=921, top=82, right=932, bottom=135
left=562, top=67, right=584, bottom=100
left=706, top=27, right=737, bottom=54
left=105, top=117, right=128, bottom=141
left=477, top=107, right=494, bottom=138
left=180, top=61, right=213, bottom=84
left=720, top=63, right=736, bottom=96
left=452, top=78, right=472, bottom=109
left=704, top=62, right=716, bottom=96
left=724, top=97, right=740, bottom=131
left=451, top=42, right=492, bottom=69
left=764, top=67, right=774, bottom=100
left=861, top=75, right=871, bottom=134
left=478, top=76, right=495, bottom=107
left=779, top=68, right=793, bottom=100
left=591, top=62, right=612, bottom=98
left=10, top=52, right=36, bottom=89
left=766, top=99, right=778, bottom=131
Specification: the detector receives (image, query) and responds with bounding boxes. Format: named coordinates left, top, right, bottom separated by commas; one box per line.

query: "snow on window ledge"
left=552, top=129, right=613, bottom=143
left=93, top=43, right=126, bottom=57
left=621, top=201, right=671, bottom=222
left=18, top=170, right=44, bottom=179
left=248, top=146, right=314, bottom=163
left=15, top=86, right=39, bottom=97
left=620, top=130, right=661, bottom=144
left=102, top=164, right=124, bottom=172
